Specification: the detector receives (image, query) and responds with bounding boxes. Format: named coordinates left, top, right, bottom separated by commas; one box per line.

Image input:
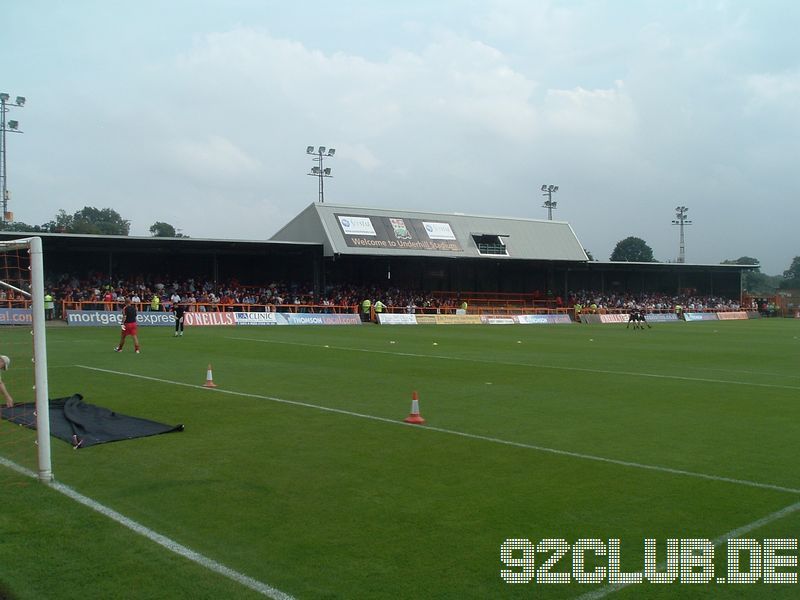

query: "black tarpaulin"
left=0, top=394, right=183, bottom=448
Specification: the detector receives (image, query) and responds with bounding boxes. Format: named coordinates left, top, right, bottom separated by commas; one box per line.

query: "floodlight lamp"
left=306, top=146, right=315, bottom=153
left=551, top=201, right=557, bottom=208
left=541, top=184, right=547, bottom=191
left=553, top=185, right=559, bottom=192
left=323, top=168, right=331, bottom=175
left=15, top=96, right=25, bottom=106
left=0, top=93, right=9, bottom=102
left=8, top=120, right=18, bottom=130
left=327, top=148, right=335, bottom=156
left=311, top=166, right=320, bottom=174
left=319, top=146, right=326, bottom=154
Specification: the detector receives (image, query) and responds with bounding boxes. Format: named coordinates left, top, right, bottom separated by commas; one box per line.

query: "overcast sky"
left=3, top=1, right=798, bottom=274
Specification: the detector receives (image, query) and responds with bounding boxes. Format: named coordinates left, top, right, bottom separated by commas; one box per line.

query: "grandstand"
left=0, top=203, right=754, bottom=309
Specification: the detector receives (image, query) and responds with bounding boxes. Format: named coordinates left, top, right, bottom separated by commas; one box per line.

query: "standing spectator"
left=373, top=299, right=386, bottom=320
left=44, top=291, right=55, bottom=320
left=0, top=354, right=14, bottom=409
left=115, top=298, right=141, bottom=354
left=149, top=294, right=161, bottom=312
left=173, top=302, right=186, bottom=337
left=103, top=289, right=114, bottom=311
left=361, top=297, right=372, bottom=322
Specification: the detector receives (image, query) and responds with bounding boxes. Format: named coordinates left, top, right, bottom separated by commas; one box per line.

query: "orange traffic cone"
left=404, top=391, right=425, bottom=424
left=203, top=364, right=218, bottom=388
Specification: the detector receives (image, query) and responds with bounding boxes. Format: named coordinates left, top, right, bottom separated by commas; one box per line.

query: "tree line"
left=604, top=236, right=795, bottom=294
left=0, top=206, right=185, bottom=238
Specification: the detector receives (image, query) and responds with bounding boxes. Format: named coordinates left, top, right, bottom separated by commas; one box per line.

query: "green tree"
left=71, top=207, right=130, bottom=235
left=41, top=209, right=74, bottom=233
left=721, top=256, right=759, bottom=266
left=0, top=220, right=43, bottom=233
left=149, top=221, right=177, bottom=237
left=721, top=257, right=768, bottom=293
left=781, top=256, right=800, bottom=289
left=610, top=236, right=656, bottom=262
left=40, top=207, right=129, bottom=235
left=583, top=248, right=595, bottom=261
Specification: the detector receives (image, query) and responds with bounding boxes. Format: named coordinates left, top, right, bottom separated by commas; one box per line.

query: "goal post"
left=0, top=236, right=52, bottom=482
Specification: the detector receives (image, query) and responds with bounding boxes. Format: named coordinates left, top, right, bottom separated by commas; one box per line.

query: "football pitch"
left=1, top=318, right=799, bottom=599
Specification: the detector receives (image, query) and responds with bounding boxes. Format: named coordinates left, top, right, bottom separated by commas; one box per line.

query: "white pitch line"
left=227, top=337, right=800, bottom=392
left=575, top=499, right=800, bottom=599
left=0, top=457, right=294, bottom=600
left=77, top=365, right=800, bottom=496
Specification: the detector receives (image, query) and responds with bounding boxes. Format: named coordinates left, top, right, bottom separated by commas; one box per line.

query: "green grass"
left=1, top=318, right=800, bottom=599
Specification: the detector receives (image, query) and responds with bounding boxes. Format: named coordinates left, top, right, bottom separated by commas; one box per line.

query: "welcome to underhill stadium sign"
left=336, top=214, right=463, bottom=252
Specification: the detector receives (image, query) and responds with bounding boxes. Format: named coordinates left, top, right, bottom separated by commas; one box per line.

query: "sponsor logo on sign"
left=66, top=311, right=174, bottom=326
left=184, top=312, right=236, bottom=326
left=516, top=314, right=573, bottom=324
left=0, top=308, right=32, bottom=324
left=338, top=216, right=376, bottom=236
left=415, top=315, right=438, bottom=324
left=645, top=313, right=679, bottom=323
left=434, top=315, right=483, bottom=324
left=233, top=312, right=282, bottom=325
left=599, top=314, right=630, bottom=323
left=684, top=312, right=719, bottom=321
left=716, top=311, right=748, bottom=321
left=482, top=317, right=516, bottom=325
left=422, top=221, right=456, bottom=240
left=285, top=313, right=362, bottom=325
left=377, top=314, right=418, bottom=325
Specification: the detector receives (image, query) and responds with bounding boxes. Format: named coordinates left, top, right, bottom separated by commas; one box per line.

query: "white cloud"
left=543, top=80, right=636, bottom=138
left=745, top=70, right=800, bottom=111
left=159, top=136, right=261, bottom=183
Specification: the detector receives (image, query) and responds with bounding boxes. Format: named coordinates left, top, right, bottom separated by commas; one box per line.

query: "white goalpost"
left=0, top=236, right=52, bottom=482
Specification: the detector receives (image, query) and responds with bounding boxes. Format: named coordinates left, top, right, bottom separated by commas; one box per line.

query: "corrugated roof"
left=271, top=203, right=589, bottom=261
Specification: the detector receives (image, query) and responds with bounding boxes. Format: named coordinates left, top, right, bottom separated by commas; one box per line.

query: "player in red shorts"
left=115, top=297, right=141, bottom=354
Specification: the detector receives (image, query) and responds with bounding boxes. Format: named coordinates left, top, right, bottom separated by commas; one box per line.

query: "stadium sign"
left=377, top=313, right=418, bottom=325
left=599, top=314, right=630, bottom=324
left=184, top=312, right=236, bottom=326
left=233, top=312, right=283, bottom=326
left=684, top=312, right=719, bottom=321
left=284, top=313, right=361, bottom=325
left=377, top=313, right=572, bottom=325
left=0, top=308, right=32, bottom=325
left=515, top=314, right=572, bottom=325
left=643, top=313, right=680, bottom=323
left=336, top=213, right=463, bottom=252
left=66, top=310, right=174, bottom=326
left=482, top=316, right=516, bottom=325
left=716, top=311, right=748, bottom=320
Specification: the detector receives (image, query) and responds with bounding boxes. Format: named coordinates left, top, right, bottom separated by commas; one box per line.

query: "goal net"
left=0, top=236, right=52, bottom=482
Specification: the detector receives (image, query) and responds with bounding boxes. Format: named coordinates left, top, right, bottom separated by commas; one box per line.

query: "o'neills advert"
left=335, top=214, right=463, bottom=252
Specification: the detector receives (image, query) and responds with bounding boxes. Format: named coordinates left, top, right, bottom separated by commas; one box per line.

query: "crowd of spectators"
left=0, top=271, right=749, bottom=316
left=39, top=273, right=452, bottom=315
left=566, top=290, right=752, bottom=313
